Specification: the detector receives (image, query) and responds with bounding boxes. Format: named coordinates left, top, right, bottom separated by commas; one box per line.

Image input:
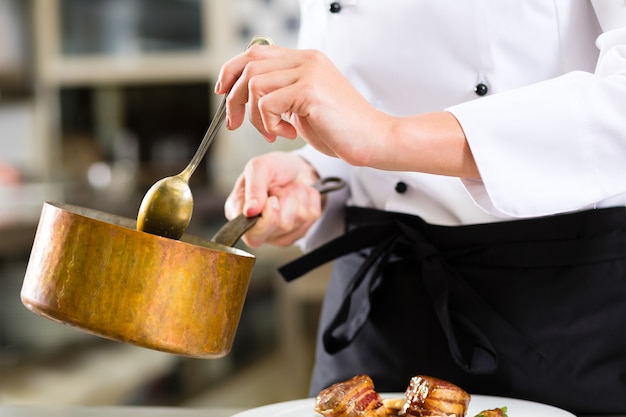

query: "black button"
left=329, top=2, right=342, bottom=13
left=395, top=181, right=408, bottom=194
left=474, top=83, right=489, bottom=96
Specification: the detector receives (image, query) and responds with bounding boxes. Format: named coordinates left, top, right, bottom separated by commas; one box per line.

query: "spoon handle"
left=211, top=177, right=345, bottom=248
left=179, top=35, right=274, bottom=181
left=180, top=96, right=227, bottom=181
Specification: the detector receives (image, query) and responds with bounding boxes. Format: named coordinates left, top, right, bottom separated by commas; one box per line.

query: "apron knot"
left=279, top=208, right=547, bottom=375
left=395, top=220, right=441, bottom=261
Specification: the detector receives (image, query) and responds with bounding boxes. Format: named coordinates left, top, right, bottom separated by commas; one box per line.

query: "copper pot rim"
left=44, top=201, right=255, bottom=260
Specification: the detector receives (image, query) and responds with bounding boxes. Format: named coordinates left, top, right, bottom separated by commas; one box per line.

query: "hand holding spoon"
left=137, top=35, right=274, bottom=239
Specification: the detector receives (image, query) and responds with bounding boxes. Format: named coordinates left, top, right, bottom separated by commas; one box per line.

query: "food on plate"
left=401, top=375, right=471, bottom=417
left=315, top=374, right=508, bottom=417
left=315, top=374, right=387, bottom=417
left=382, top=398, right=404, bottom=416
left=474, top=407, right=508, bottom=417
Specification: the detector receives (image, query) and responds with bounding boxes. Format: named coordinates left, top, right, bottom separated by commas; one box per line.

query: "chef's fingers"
left=224, top=159, right=274, bottom=220
left=248, top=70, right=300, bottom=141
left=273, top=183, right=318, bottom=234
left=224, top=152, right=322, bottom=247
left=242, top=183, right=321, bottom=248
left=266, top=189, right=322, bottom=247
left=240, top=159, right=276, bottom=218
left=224, top=173, right=247, bottom=220
left=244, top=51, right=327, bottom=141
left=216, top=46, right=272, bottom=131
left=228, top=61, right=303, bottom=141
left=255, top=82, right=337, bottom=157
left=241, top=52, right=350, bottom=153
left=215, top=43, right=279, bottom=95
left=240, top=195, right=280, bottom=248
left=216, top=46, right=299, bottom=132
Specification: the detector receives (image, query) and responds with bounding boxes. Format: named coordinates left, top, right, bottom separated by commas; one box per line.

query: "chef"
left=215, top=1, right=626, bottom=414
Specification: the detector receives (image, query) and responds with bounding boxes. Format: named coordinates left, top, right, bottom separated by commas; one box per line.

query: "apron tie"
left=279, top=215, right=546, bottom=374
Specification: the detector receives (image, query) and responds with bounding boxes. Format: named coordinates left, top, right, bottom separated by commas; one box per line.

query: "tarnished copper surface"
left=20, top=202, right=255, bottom=358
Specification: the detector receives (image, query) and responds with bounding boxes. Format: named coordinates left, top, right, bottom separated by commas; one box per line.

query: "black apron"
left=279, top=206, right=626, bottom=416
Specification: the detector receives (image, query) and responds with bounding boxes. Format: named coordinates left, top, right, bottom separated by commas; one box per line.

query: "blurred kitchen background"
left=0, top=0, right=331, bottom=409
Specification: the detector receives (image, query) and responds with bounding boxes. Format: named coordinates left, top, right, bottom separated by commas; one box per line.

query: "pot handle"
left=211, top=177, right=345, bottom=247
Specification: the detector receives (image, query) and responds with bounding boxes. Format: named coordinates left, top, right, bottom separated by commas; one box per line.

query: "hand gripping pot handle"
left=212, top=177, right=346, bottom=247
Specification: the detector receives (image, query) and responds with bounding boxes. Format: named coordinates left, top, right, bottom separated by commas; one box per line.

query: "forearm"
left=365, top=111, right=479, bottom=179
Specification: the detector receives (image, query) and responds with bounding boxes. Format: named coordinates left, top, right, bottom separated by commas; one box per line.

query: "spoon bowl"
left=137, top=174, right=193, bottom=239
left=137, top=35, right=274, bottom=239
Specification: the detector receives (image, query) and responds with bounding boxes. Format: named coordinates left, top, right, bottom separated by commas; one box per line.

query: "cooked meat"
left=315, top=375, right=387, bottom=417
left=400, top=376, right=471, bottom=417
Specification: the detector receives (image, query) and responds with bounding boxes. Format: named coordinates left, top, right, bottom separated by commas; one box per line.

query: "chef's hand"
left=215, top=44, right=479, bottom=178
left=224, top=151, right=324, bottom=248
left=215, top=44, right=387, bottom=166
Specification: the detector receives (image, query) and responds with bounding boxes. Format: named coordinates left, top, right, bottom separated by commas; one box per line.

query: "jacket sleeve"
left=446, top=1, right=626, bottom=218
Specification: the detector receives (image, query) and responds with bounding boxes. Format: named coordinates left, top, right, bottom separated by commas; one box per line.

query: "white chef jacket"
left=293, top=0, right=626, bottom=251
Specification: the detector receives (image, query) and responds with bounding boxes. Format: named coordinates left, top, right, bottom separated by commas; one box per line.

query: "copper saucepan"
left=20, top=177, right=344, bottom=358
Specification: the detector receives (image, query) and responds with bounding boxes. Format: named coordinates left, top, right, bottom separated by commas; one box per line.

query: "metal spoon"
left=137, top=35, right=274, bottom=239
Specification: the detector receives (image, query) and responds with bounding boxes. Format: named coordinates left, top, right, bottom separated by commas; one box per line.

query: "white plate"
left=232, top=394, right=575, bottom=417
